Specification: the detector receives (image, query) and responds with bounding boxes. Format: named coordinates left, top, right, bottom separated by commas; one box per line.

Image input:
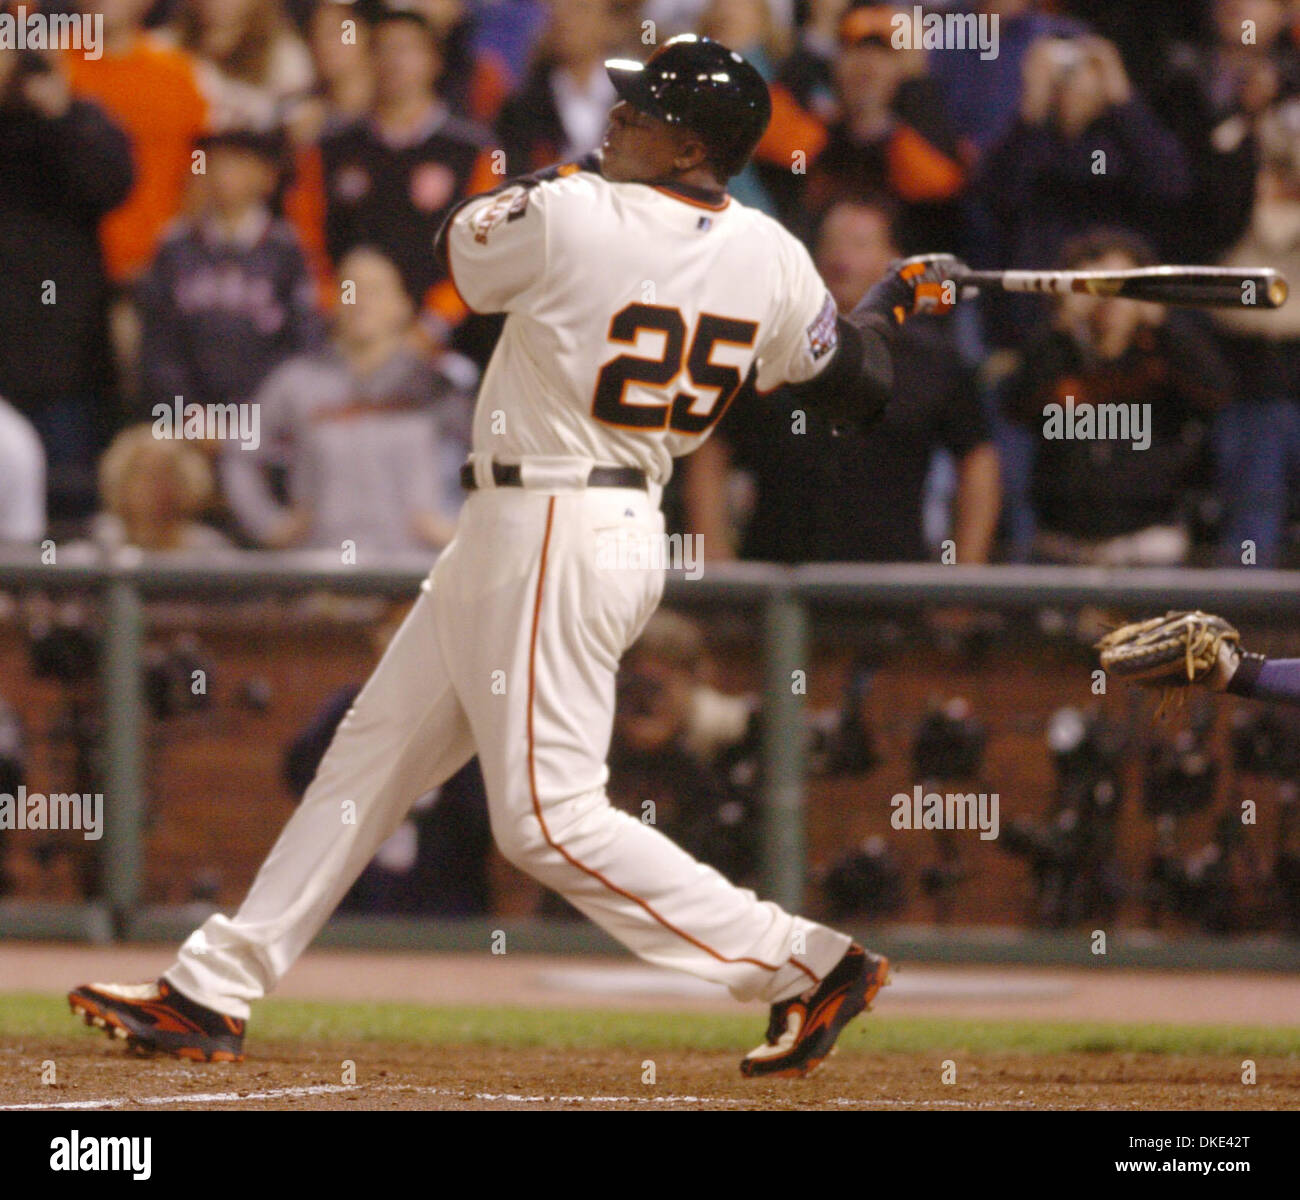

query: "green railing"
left=3, top=551, right=1300, bottom=962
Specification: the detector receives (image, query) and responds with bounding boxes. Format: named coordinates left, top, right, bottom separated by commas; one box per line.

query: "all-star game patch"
left=806, top=290, right=839, bottom=361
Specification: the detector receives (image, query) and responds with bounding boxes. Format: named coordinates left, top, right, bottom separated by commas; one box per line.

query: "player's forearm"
left=953, top=442, right=1001, bottom=564
left=804, top=253, right=966, bottom=432
left=1227, top=657, right=1300, bottom=706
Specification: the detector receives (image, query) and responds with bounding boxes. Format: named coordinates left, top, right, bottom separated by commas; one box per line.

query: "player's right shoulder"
left=525, top=164, right=627, bottom=255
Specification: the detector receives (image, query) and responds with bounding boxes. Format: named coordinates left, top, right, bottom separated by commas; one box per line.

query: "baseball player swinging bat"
left=67, top=33, right=980, bottom=1078
left=954, top=265, right=1289, bottom=310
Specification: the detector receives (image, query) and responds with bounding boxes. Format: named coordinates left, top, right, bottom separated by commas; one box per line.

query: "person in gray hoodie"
left=222, top=245, right=474, bottom=556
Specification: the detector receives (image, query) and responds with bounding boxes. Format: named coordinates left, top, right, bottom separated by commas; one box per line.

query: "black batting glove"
left=853, top=254, right=967, bottom=327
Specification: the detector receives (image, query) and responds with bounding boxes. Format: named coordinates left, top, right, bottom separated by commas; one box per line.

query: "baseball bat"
left=953, top=265, right=1288, bottom=310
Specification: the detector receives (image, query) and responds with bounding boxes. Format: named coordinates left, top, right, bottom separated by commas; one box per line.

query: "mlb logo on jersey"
left=697, top=216, right=712, bottom=232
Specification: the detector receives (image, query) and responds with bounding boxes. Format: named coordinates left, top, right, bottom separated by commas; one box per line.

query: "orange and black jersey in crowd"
left=798, top=76, right=967, bottom=254
left=1002, top=316, right=1234, bottom=541
left=290, top=108, right=498, bottom=327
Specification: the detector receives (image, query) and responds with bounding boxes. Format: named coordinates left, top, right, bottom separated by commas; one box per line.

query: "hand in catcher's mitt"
left=1095, top=611, right=1241, bottom=692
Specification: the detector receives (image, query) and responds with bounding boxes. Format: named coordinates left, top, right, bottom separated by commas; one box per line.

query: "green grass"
left=6, top=992, right=1300, bottom=1057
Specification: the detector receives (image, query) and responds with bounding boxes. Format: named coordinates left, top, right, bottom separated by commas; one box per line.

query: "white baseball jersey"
left=442, top=167, right=840, bottom=485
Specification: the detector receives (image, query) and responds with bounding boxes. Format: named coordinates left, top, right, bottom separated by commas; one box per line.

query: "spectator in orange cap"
left=798, top=2, right=967, bottom=251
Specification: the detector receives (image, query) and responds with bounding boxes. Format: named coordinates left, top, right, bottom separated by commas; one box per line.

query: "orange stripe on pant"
left=524, top=496, right=821, bottom=987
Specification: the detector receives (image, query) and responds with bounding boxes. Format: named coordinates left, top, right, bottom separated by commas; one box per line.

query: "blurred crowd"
left=2, top=0, right=1300, bottom=566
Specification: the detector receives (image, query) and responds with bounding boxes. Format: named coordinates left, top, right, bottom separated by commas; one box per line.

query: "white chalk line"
left=0, top=1083, right=355, bottom=1111
left=0, top=1082, right=1037, bottom=1111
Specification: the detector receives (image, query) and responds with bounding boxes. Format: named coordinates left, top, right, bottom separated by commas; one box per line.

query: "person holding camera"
left=977, top=34, right=1192, bottom=348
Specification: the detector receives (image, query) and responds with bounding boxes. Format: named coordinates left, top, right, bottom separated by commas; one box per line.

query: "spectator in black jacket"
left=684, top=198, right=999, bottom=565
left=311, top=8, right=498, bottom=344
left=135, top=129, right=325, bottom=423
left=0, top=48, right=133, bottom=522
left=1002, top=229, right=1234, bottom=566
left=927, top=0, right=1088, bottom=160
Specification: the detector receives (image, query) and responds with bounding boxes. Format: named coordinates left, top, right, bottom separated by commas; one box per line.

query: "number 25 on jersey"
left=592, top=302, right=758, bottom=435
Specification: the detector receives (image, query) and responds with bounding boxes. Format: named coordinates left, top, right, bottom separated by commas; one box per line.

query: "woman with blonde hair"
left=94, top=426, right=233, bottom=553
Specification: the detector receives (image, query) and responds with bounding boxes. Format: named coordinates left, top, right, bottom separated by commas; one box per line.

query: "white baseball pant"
left=166, top=457, right=850, bottom=1018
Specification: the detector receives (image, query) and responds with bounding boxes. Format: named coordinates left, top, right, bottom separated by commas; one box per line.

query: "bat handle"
left=950, top=270, right=1070, bottom=296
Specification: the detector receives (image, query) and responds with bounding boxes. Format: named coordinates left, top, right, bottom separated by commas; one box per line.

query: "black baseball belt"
left=460, top=461, right=648, bottom=491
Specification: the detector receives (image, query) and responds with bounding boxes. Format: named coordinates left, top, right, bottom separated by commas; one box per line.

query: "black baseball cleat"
left=69, top=979, right=245, bottom=1062
left=740, top=944, right=889, bottom=1078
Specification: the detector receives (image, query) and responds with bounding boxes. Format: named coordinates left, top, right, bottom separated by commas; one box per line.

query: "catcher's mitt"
left=1095, top=610, right=1240, bottom=688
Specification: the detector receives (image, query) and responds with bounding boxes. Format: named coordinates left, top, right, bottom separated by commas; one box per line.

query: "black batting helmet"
left=604, top=35, right=772, bottom=179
